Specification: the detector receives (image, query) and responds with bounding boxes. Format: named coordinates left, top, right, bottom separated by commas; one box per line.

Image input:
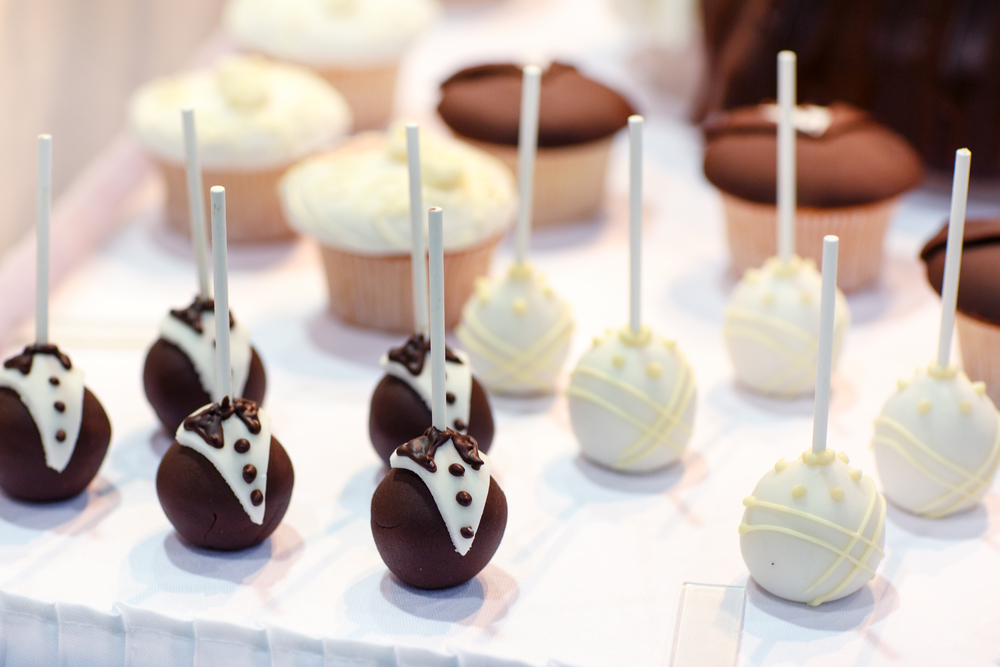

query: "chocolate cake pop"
left=872, top=150, right=1000, bottom=519
left=157, top=186, right=293, bottom=550
left=143, top=109, right=266, bottom=435
left=371, top=207, right=507, bottom=589
left=369, top=124, right=494, bottom=466
left=0, top=136, right=112, bottom=502
left=739, top=237, right=886, bottom=606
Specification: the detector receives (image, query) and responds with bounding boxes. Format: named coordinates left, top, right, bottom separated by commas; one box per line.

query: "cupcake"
left=703, top=102, right=924, bottom=292
left=437, top=62, right=635, bottom=226
left=129, top=54, right=351, bottom=244
left=279, top=124, right=516, bottom=333
left=921, top=219, right=1000, bottom=406
left=223, top=0, right=438, bottom=131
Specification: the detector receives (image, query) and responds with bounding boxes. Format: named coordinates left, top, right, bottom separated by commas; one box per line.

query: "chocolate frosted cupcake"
left=921, top=219, right=1000, bottom=405
left=703, top=102, right=923, bottom=292
left=438, top=62, right=635, bottom=226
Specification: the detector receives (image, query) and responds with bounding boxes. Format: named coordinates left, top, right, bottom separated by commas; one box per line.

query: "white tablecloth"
left=1, top=1, right=999, bottom=666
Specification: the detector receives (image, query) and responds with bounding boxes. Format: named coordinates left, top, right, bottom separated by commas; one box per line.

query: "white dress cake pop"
left=457, top=65, right=574, bottom=396
left=871, top=149, right=1000, bottom=518
left=725, top=256, right=849, bottom=396
left=724, top=51, right=851, bottom=398
left=568, top=326, right=696, bottom=472
left=458, top=263, right=573, bottom=395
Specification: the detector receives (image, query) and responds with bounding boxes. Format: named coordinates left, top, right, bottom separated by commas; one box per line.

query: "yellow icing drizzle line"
left=871, top=415, right=1000, bottom=518
left=566, top=358, right=695, bottom=467
left=457, top=306, right=574, bottom=391
left=725, top=306, right=816, bottom=344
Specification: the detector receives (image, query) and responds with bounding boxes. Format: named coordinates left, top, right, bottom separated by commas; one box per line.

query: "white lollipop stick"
left=428, top=207, right=447, bottom=430
left=937, top=148, right=972, bottom=368
left=811, top=235, right=839, bottom=454
left=515, top=65, right=542, bottom=265
left=182, top=109, right=211, bottom=299
left=36, top=135, right=52, bottom=345
left=406, top=123, right=429, bottom=337
left=628, top=115, right=643, bottom=334
left=211, top=186, right=232, bottom=403
left=777, top=51, right=796, bottom=263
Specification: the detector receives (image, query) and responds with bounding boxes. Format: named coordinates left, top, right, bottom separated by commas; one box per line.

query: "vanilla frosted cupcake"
left=280, top=124, right=516, bottom=332
left=129, top=55, right=351, bottom=243
left=224, top=0, right=438, bottom=131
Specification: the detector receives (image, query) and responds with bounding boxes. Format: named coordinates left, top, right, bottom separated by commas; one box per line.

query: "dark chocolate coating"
left=156, top=434, right=293, bottom=551
left=703, top=103, right=924, bottom=207
left=143, top=338, right=266, bottom=436
left=438, top=62, right=635, bottom=147
left=0, top=386, right=111, bottom=502
left=368, top=374, right=494, bottom=466
left=921, top=218, right=1000, bottom=325
left=371, top=468, right=507, bottom=590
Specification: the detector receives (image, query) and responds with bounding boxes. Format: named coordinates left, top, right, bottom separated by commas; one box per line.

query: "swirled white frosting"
left=223, top=0, right=439, bottom=67
left=279, top=126, right=516, bottom=253
left=128, top=54, right=352, bottom=170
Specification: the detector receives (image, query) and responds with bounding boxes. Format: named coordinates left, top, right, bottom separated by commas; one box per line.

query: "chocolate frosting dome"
left=921, top=219, right=1000, bottom=325
left=438, top=62, right=636, bottom=148
left=703, top=102, right=924, bottom=207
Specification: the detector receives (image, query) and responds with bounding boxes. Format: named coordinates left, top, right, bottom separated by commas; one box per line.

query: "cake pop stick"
left=428, top=207, right=447, bottom=430
left=211, top=186, right=232, bottom=403
left=406, top=123, right=429, bottom=336
left=182, top=109, right=211, bottom=299
left=936, top=148, right=972, bottom=368
left=36, top=134, right=52, bottom=345
left=777, top=51, right=796, bottom=263
left=811, top=235, right=839, bottom=454
left=514, top=65, right=542, bottom=265
left=628, top=115, right=643, bottom=334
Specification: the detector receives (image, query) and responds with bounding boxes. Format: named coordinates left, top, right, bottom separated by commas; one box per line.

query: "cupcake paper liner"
left=465, top=137, right=614, bottom=227
left=318, top=234, right=502, bottom=333
left=159, top=160, right=295, bottom=244
left=956, top=312, right=1000, bottom=406
left=721, top=194, right=898, bottom=293
left=315, top=61, right=400, bottom=132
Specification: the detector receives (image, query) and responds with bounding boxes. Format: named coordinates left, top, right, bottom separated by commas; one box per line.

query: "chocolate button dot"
left=453, top=419, right=467, bottom=431
left=250, top=489, right=263, bottom=506
left=243, top=464, right=257, bottom=483
left=49, top=377, right=59, bottom=386
left=460, top=527, right=474, bottom=539
left=53, top=401, right=65, bottom=413
left=234, top=439, right=250, bottom=454
left=446, top=392, right=456, bottom=404
left=449, top=463, right=465, bottom=477
left=55, top=429, right=66, bottom=442
left=456, top=491, right=472, bottom=506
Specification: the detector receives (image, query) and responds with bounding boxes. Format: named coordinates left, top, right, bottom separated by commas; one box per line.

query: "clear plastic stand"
left=668, top=583, right=746, bottom=667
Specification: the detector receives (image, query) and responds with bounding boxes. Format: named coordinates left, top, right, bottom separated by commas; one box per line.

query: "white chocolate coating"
left=279, top=127, right=516, bottom=254
left=456, top=263, right=573, bottom=395
left=159, top=309, right=253, bottom=401
left=128, top=55, right=351, bottom=170
left=740, top=449, right=886, bottom=606
left=176, top=403, right=272, bottom=525
left=224, top=0, right=438, bottom=67
left=872, top=364, right=1000, bottom=519
left=390, top=436, right=491, bottom=556
left=567, top=326, right=697, bottom=473
left=0, top=352, right=85, bottom=473
left=381, top=348, right=472, bottom=433
left=724, top=256, right=850, bottom=397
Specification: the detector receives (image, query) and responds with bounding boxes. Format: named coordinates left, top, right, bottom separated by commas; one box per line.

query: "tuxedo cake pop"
left=0, top=136, right=112, bottom=502
left=157, top=186, right=293, bottom=550
left=371, top=207, right=507, bottom=589
left=369, top=124, right=493, bottom=466
left=143, top=109, right=266, bottom=435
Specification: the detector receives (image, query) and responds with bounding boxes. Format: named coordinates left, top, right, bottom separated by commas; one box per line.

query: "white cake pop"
left=568, top=326, right=696, bottom=472
left=739, top=448, right=886, bottom=605
left=724, top=256, right=849, bottom=396
left=457, top=263, right=573, bottom=395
